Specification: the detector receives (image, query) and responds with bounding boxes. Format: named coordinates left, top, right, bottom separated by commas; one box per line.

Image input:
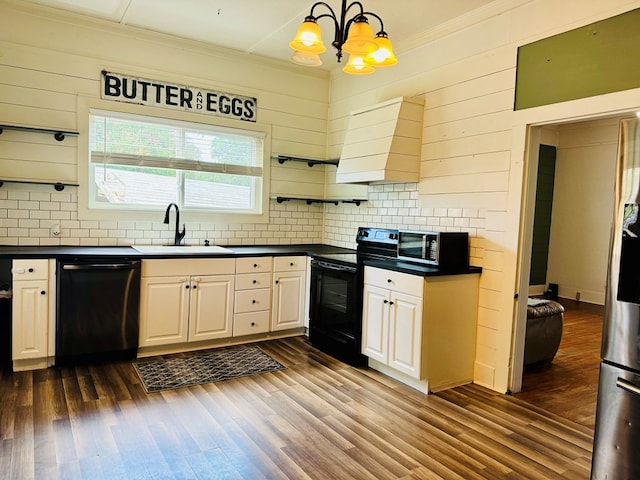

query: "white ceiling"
left=20, top=0, right=499, bottom=70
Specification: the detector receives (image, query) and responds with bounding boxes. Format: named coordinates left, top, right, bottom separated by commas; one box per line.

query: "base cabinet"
left=11, top=259, right=55, bottom=370
left=362, top=270, right=423, bottom=379
left=139, top=259, right=235, bottom=348
left=12, top=279, right=48, bottom=359
left=271, top=256, right=306, bottom=331
left=188, top=275, right=235, bottom=341
left=362, top=266, right=479, bottom=392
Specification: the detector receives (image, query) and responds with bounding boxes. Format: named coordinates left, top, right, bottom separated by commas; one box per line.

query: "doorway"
left=512, top=116, right=623, bottom=427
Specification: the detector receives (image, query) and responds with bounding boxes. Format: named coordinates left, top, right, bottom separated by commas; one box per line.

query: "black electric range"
left=308, top=227, right=398, bottom=366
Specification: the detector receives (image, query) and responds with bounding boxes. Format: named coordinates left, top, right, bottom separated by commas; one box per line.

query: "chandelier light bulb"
left=342, top=54, right=375, bottom=75
left=364, top=33, right=398, bottom=67
left=342, top=18, right=377, bottom=56
left=289, top=18, right=326, bottom=54
left=290, top=50, right=323, bottom=67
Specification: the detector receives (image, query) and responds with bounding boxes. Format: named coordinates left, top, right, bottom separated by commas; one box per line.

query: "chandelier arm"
left=343, top=1, right=365, bottom=19
left=361, top=11, right=385, bottom=33
left=309, top=2, right=337, bottom=19
left=340, top=1, right=366, bottom=43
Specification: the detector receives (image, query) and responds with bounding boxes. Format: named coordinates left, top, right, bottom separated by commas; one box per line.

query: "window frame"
left=77, top=96, right=271, bottom=224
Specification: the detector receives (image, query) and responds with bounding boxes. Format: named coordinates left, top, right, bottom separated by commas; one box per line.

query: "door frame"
left=508, top=90, right=640, bottom=393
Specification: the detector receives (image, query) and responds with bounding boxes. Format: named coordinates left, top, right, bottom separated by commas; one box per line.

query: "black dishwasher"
left=56, top=258, right=141, bottom=365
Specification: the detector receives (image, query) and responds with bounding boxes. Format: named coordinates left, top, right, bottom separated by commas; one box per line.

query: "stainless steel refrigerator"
left=591, top=117, right=640, bottom=478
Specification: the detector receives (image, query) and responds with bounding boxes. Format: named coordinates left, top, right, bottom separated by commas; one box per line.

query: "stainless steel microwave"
left=397, top=231, right=469, bottom=269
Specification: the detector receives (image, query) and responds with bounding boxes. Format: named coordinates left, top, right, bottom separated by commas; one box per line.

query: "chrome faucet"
left=164, top=202, right=186, bottom=246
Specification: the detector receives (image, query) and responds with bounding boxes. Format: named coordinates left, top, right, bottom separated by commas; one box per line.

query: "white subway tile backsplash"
left=19, top=219, right=39, bottom=228
left=50, top=211, right=71, bottom=221
left=8, top=210, right=29, bottom=219
left=8, top=191, right=30, bottom=201
left=18, top=200, right=39, bottom=210
left=1, top=184, right=481, bottom=258
left=0, top=200, right=18, bottom=209
left=323, top=183, right=485, bottom=260
left=29, top=192, right=50, bottom=202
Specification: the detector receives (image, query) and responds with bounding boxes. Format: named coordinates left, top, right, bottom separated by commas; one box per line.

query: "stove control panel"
left=356, top=227, right=399, bottom=245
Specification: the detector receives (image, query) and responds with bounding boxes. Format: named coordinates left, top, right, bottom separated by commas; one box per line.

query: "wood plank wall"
left=0, top=2, right=347, bottom=245
left=324, top=0, right=640, bottom=393
left=0, top=3, right=329, bottom=196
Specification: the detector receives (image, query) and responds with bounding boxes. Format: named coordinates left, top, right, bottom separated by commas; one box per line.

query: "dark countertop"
left=362, top=258, right=482, bottom=277
left=0, top=244, right=354, bottom=260
left=0, top=244, right=481, bottom=276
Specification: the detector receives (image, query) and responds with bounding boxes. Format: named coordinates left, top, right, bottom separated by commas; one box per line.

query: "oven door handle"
left=311, top=259, right=357, bottom=274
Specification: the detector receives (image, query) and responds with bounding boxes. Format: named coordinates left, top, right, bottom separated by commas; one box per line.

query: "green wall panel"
left=515, top=8, right=640, bottom=110
left=530, top=145, right=556, bottom=286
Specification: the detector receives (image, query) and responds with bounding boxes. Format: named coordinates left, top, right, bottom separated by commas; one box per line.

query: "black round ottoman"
left=524, top=299, right=564, bottom=367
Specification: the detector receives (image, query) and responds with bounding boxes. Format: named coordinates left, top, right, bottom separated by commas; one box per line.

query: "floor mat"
left=133, top=345, right=285, bottom=393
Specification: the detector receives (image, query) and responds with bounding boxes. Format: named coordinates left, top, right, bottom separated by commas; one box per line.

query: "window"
left=89, top=111, right=264, bottom=214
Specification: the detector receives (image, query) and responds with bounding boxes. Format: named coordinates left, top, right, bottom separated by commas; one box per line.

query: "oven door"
left=309, top=259, right=366, bottom=366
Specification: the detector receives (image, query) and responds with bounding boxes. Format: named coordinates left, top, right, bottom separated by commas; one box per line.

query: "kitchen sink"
left=132, top=245, right=233, bottom=254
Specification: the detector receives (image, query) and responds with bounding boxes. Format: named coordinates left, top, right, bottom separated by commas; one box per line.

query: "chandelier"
left=289, top=0, right=398, bottom=75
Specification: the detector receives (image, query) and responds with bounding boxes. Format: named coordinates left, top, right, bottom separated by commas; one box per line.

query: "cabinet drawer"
left=273, top=256, right=306, bottom=272
left=235, top=288, right=271, bottom=313
left=236, top=272, right=272, bottom=290
left=234, top=311, right=270, bottom=336
left=12, top=259, right=49, bottom=280
left=364, top=266, right=423, bottom=297
left=236, top=257, right=272, bottom=274
left=142, top=258, right=235, bottom=277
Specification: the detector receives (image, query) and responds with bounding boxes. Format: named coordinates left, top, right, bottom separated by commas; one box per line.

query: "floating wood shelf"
left=0, top=180, right=79, bottom=191
left=0, top=124, right=79, bottom=141
left=271, top=155, right=339, bottom=167
left=274, top=196, right=366, bottom=206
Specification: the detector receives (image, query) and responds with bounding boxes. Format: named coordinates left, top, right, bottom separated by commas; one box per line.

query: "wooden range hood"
left=336, top=96, right=424, bottom=184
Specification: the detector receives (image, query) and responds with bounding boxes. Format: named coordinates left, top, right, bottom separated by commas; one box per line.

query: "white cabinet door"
left=361, top=284, right=389, bottom=363
left=189, top=275, right=234, bottom=341
left=139, top=276, right=190, bottom=347
left=388, top=291, right=423, bottom=378
left=12, top=280, right=48, bottom=360
left=271, top=271, right=305, bottom=331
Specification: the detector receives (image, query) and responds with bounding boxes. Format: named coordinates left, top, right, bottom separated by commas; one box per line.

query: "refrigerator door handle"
left=616, top=377, right=640, bottom=396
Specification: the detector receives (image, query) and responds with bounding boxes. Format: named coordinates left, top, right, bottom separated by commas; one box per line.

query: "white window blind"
left=89, top=111, right=264, bottom=213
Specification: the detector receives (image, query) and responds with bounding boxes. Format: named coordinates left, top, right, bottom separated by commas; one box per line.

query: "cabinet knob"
left=252, top=299, right=256, bottom=304
left=275, top=280, right=279, bottom=284
left=253, top=263, right=258, bottom=268
left=384, top=299, right=389, bottom=304
left=389, top=301, right=395, bottom=306
left=251, top=322, right=255, bottom=327
left=387, top=279, right=392, bottom=283
left=192, top=285, right=197, bottom=289
left=29, top=268, right=34, bottom=273
left=40, top=290, right=46, bottom=295
left=290, top=262, right=294, bottom=266
left=252, top=280, right=257, bottom=284
left=185, top=285, right=190, bottom=289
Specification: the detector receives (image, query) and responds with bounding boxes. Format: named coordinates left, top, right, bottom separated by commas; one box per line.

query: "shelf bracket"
left=0, top=124, right=79, bottom=141
left=0, top=180, right=78, bottom=191
left=273, top=196, right=366, bottom=206
left=272, top=155, right=339, bottom=167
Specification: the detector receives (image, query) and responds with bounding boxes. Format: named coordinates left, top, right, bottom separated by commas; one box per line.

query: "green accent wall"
left=530, top=144, right=556, bottom=286
left=515, top=8, right=640, bottom=110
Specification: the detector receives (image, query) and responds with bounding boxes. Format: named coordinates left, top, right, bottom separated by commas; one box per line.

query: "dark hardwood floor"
left=0, top=336, right=594, bottom=480
left=514, top=298, right=604, bottom=429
